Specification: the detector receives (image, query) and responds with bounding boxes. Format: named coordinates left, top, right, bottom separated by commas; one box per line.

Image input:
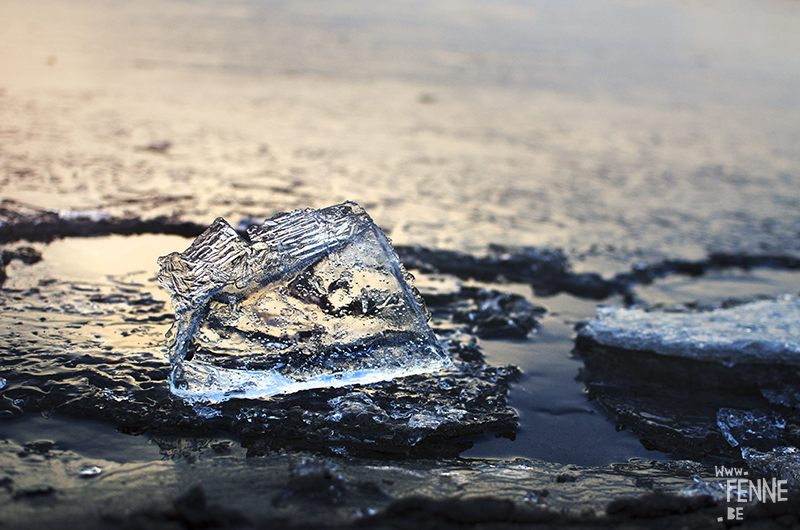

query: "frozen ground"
left=2, top=0, right=800, bottom=528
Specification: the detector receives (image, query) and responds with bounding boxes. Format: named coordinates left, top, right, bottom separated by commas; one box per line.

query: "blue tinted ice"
left=742, top=446, right=800, bottom=488
left=716, top=408, right=786, bottom=448
left=579, top=295, right=800, bottom=365
left=157, top=202, right=450, bottom=403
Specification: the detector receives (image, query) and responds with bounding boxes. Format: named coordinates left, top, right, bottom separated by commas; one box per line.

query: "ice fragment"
left=0, top=378, right=6, bottom=390
left=407, top=407, right=467, bottom=430
left=158, top=202, right=450, bottom=403
left=523, top=491, right=540, bottom=503
left=578, top=296, right=800, bottom=364
left=193, top=404, right=222, bottom=419
left=716, top=408, right=786, bottom=450
left=760, top=387, right=800, bottom=408
left=742, top=446, right=800, bottom=488
left=79, top=466, right=103, bottom=478
left=680, top=478, right=728, bottom=501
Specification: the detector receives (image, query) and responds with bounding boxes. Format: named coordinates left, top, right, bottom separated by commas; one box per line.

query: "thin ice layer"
left=578, top=295, right=800, bottom=364
left=157, top=202, right=450, bottom=403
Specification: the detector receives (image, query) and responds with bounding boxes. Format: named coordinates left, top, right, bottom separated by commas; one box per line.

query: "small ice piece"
left=193, top=404, right=222, bottom=419
left=578, top=296, right=800, bottom=365
left=57, top=209, right=111, bottom=222
left=742, top=446, right=800, bottom=488
left=407, top=406, right=467, bottom=430
left=158, top=202, right=451, bottom=403
left=0, top=377, right=6, bottom=390
left=716, top=408, right=786, bottom=449
left=78, top=466, right=103, bottom=478
left=523, top=491, right=540, bottom=503
left=680, top=477, right=728, bottom=501
left=760, top=387, right=800, bottom=408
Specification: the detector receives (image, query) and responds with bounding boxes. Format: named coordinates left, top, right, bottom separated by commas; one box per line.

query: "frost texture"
left=578, top=296, right=800, bottom=364
left=158, top=202, right=451, bottom=403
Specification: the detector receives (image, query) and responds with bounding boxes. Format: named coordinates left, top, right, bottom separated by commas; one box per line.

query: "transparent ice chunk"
left=157, top=202, right=451, bottom=403
left=578, top=295, right=800, bottom=364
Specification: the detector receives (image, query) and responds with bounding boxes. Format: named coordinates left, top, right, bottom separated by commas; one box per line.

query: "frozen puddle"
left=158, top=202, right=451, bottom=403
left=578, top=295, right=800, bottom=365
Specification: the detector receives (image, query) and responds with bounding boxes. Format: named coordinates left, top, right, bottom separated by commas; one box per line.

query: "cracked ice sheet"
left=578, top=295, right=800, bottom=365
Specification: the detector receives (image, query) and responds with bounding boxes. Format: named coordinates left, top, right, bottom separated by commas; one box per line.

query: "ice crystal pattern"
left=158, top=202, right=450, bottom=403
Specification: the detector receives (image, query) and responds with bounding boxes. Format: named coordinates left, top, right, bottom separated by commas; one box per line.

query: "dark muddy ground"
left=2, top=209, right=800, bottom=529
left=2, top=0, right=800, bottom=528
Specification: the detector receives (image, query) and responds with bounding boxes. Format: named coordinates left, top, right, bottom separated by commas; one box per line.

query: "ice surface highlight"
left=157, top=202, right=450, bottom=403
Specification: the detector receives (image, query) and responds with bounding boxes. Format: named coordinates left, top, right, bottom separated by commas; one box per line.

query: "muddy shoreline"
left=5, top=432, right=800, bottom=530
left=3, top=209, right=800, bottom=528
left=4, top=200, right=800, bottom=299
left=3, top=0, right=800, bottom=527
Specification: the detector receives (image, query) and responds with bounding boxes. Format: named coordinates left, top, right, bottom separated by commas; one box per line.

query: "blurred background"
left=2, top=0, right=799, bottom=271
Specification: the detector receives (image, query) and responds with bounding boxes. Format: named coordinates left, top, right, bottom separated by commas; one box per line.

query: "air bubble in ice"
left=158, top=202, right=451, bottom=403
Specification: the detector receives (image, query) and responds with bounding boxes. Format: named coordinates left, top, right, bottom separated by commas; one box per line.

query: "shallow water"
left=464, top=269, right=800, bottom=465
left=3, top=234, right=799, bottom=467
left=3, top=414, right=163, bottom=463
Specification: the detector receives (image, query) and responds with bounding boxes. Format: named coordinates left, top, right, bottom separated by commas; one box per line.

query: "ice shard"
left=716, top=408, right=786, bottom=449
left=742, top=446, right=800, bottom=488
left=578, top=295, right=800, bottom=365
left=157, top=202, right=451, bottom=403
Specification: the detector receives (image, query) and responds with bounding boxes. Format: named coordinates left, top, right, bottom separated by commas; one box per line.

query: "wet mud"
left=399, top=244, right=800, bottom=301
left=3, top=0, right=800, bottom=526
left=0, top=199, right=206, bottom=247
left=2, top=433, right=800, bottom=529
left=5, top=198, right=799, bottom=299
left=575, top=339, right=800, bottom=462
left=3, top=210, right=800, bottom=528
